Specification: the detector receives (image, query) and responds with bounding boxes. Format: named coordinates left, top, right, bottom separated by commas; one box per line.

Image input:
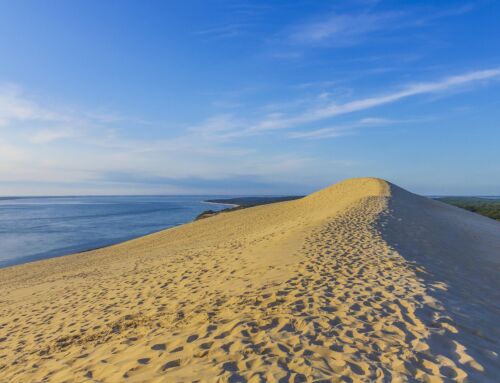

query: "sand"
left=0, top=177, right=498, bottom=382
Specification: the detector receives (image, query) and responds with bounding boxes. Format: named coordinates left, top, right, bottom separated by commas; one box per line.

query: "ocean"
left=0, top=195, right=230, bottom=268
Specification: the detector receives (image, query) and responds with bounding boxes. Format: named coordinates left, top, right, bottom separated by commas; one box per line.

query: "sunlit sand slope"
left=0, top=178, right=498, bottom=382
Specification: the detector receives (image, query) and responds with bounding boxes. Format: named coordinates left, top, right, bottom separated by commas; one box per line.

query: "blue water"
left=0, top=195, right=230, bottom=268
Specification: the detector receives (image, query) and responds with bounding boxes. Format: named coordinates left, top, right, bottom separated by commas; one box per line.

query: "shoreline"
left=201, top=201, right=240, bottom=207
left=0, top=201, right=233, bottom=270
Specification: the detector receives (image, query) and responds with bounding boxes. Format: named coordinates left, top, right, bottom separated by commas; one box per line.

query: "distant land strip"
left=196, top=196, right=303, bottom=220
left=436, top=196, right=500, bottom=221
left=197, top=195, right=500, bottom=221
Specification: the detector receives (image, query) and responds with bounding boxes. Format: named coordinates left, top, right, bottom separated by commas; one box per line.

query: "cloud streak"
left=29, top=128, right=81, bottom=144
left=288, top=12, right=402, bottom=46
left=0, top=85, right=66, bottom=125
left=285, top=4, right=473, bottom=47
left=244, top=68, right=500, bottom=136
left=299, top=68, right=500, bottom=121
left=289, top=118, right=396, bottom=139
left=148, top=68, right=500, bottom=143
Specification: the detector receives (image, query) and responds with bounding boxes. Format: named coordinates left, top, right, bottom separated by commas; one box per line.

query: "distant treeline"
left=436, top=197, right=500, bottom=221
left=206, top=196, right=303, bottom=207
left=196, top=196, right=303, bottom=220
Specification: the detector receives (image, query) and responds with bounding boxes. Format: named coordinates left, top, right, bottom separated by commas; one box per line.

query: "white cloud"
left=285, top=5, right=473, bottom=47
left=289, top=126, right=353, bottom=139
left=0, top=141, right=26, bottom=161
left=196, top=23, right=252, bottom=38
left=0, top=83, right=150, bottom=131
left=289, top=12, right=401, bottom=46
left=307, top=69, right=500, bottom=119
left=244, top=68, right=500, bottom=135
left=0, top=84, right=65, bottom=125
left=289, top=117, right=393, bottom=139
left=29, top=128, right=80, bottom=144
left=184, top=68, right=499, bottom=143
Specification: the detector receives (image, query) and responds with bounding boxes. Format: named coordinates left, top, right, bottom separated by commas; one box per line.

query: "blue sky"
left=0, top=0, right=499, bottom=195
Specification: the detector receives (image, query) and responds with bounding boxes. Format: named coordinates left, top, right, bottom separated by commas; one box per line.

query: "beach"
left=0, top=177, right=499, bottom=382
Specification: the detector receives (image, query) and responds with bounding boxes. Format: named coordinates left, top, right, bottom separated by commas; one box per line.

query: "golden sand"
left=0, top=178, right=499, bottom=382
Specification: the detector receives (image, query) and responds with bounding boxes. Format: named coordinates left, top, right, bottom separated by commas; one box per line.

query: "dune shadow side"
left=377, top=184, right=500, bottom=382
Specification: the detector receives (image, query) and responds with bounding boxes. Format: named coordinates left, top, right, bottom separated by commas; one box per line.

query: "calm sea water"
left=0, top=195, right=230, bottom=268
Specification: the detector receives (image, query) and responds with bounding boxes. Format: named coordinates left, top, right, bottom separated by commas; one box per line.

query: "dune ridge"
left=0, top=177, right=498, bottom=382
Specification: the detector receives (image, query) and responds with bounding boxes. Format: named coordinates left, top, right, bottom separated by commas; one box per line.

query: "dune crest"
left=0, top=177, right=498, bottom=382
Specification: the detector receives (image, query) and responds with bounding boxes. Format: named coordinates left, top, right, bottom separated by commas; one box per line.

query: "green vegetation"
left=436, top=197, right=500, bottom=221
left=196, top=196, right=304, bottom=220
left=206, top=196, right=303, bottom=207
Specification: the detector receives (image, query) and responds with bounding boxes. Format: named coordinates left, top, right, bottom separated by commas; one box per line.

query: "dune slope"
left=0, top=178, right=498, bottom=382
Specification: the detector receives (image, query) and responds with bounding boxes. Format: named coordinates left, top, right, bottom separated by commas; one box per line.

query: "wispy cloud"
left=196, top=23, right=253, bottom=38
left=167, top=68, right=500, bottom=142
left=412, top=3, right=475, bottom=25
left=0, top=83, right=153, bottom=128
left=288, top=12, right=402, bottom=46
left=282, top=4, right=473, bottom=47
left=29, top=127, right=80, bottom=144
left=0, top=84, right=67, bottom=125
left=0, top=140, right=26, bottom=161
left=0, top=86, right=319, bottom=191
left=244, top=68, right=500, bottom=135
left=195, top=1, right=272, bottom=39
left=290, top=117, right=406, bottom=139
left=298, top=68, right=500, bottom=121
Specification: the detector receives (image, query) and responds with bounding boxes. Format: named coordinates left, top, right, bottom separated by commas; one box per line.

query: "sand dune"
left=0, top=177, right=498, bottom=382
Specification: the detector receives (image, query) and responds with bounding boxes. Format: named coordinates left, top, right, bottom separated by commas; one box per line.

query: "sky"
left=0, top=0, right=499, bottom=196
